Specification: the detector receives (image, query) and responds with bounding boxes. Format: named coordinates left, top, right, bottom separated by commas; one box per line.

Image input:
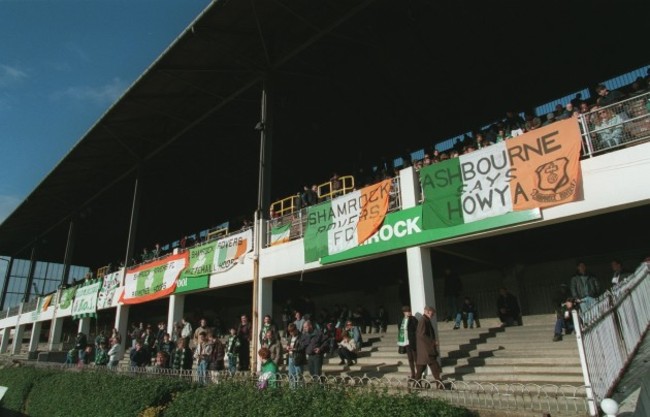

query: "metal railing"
left=20, top=361, right=589, bottom=415
left=579, top=91, right=650, bottom=157
left=573, top=261, right=650, bottom=416
left=265, top=175, right=402, bottom=247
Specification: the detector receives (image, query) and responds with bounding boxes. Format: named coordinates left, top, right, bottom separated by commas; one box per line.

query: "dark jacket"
left=398, top=315, right=418, bottom=349
left=415, top=315, right=438, bottom=365
left=299, top=329, right=328, bottom=356
left=129, top=347, right=149, bottom=367
left=497, top=292, right=521, bottom=317
left=570, top=273, right=600, bottom=299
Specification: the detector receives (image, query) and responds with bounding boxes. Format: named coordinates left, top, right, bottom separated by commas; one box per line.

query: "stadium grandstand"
left=0, top=2, right=649, bottom=416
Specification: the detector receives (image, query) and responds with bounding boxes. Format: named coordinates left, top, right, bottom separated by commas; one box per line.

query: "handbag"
left=398, top=345, right=407, bottom=354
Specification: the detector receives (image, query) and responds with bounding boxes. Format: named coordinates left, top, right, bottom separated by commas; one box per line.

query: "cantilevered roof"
left=0, top=0, right=647, bottom=268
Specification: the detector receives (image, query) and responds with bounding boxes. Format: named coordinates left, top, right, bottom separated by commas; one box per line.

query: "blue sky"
left=0, top=0, right=212, bottom=223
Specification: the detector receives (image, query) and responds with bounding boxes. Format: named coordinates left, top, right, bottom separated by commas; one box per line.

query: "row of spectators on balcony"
left=397, top=79, right=649, bottom=170
left=90, top=74, right=650, bottom=274
left=245, top=75, right=650, bottom=222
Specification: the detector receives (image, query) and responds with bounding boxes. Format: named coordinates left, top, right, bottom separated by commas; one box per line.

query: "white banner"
left=97, top=271, right=122, bottom=310
left=71, top=281, right=102, bottom=319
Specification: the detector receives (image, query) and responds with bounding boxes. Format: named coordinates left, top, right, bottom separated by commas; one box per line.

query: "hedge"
left=162, top=381, right=476, bottom=417
left=0, top=365, right=475, bottom=417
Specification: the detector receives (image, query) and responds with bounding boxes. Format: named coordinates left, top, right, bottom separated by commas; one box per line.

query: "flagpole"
left=251, top=77, right=268, bottom=373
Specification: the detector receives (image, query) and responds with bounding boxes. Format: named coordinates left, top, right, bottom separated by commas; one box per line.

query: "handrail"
left=269, top=174, right=357, bottom=219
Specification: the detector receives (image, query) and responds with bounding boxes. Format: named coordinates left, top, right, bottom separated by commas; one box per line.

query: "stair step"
left=449, top=373, right=585, bottom=384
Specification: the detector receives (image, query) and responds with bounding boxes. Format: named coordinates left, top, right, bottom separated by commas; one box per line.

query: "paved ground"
left=609, top=330, right=650, bottom=416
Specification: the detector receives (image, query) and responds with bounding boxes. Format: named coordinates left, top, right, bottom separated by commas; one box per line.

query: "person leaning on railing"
left=595, top=108, right=626, bottom=149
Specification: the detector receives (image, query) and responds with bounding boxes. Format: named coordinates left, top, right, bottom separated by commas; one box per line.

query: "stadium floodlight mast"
left=251, top=79, right=268, bottom=373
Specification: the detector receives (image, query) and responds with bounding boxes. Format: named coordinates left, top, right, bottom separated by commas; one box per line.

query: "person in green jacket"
left=94, top=341, right=110, bottom=366
left=257, top=347, right=278, bottom=389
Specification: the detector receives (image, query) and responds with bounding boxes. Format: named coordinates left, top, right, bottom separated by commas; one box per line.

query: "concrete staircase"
left=2, top=314, right=584, bottom=388
left=320, top=314, right=584, bottom=387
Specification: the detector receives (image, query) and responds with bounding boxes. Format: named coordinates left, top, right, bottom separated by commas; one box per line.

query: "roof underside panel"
left=0, top=0, right=647, bottom=267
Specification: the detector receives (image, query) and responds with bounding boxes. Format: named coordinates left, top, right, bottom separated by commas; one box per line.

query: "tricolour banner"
left=72, top=280, right=102, bottom=320
left=58, top=286, right=77, bottom=311
left=270, top=223, right=291, bottom=246
left=120, top=252, right=187, bottom=305
left=420, top=118, right=582, bottom=229
left=97, top=271, right=122, bottom=310
left=303, top=179, right=392, bottom=263
left=183, top=229, right=252, bottom=278
left=30, top=294, right=54, bottom=321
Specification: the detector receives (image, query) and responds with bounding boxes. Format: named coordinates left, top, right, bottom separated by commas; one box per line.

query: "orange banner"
left=508, top=118, right=582, bottom=211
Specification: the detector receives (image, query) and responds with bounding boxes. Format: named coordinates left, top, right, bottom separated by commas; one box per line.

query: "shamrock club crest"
left=535, top=157, right=569, bottom=192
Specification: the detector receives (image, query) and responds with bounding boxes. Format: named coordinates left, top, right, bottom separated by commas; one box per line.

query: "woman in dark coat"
left=415, top=306, right=441, bottom=383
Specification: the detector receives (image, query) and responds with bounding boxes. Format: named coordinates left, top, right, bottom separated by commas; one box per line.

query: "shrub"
left=0, top=366, right=475, bottom=417
left=163, top=382, right=475, bottom=417
left=0, top=365, right=55, bottom=416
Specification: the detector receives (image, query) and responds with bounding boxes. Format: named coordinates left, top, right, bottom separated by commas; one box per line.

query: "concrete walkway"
left=609, top=330, right=650, bottom=416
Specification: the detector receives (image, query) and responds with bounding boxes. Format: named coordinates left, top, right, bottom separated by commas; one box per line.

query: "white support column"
left=167, top=294, right=185, bottom=337
left=0, top=327, right=10, bottom=353
left=406, top=246, right=436, bottom=317
left=28, top=321, right=42, bottom=352
left=399, top=165, right=439, bottom=338
left=114, top=304, right=130, bottom=348
left=48, top=317, right=64, bottom=351
left=78, top=317, right=91, bottom=336
left=399, top=165, right=437, bottom=316
left=398, top=166, right=420, bottom=208
left=11, top=324, right=26, bottom=355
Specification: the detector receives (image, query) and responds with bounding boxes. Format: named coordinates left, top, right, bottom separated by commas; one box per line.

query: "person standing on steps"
left=397, top=305, right=418, bottom=380
left=415, top=306, right=442, bottom=385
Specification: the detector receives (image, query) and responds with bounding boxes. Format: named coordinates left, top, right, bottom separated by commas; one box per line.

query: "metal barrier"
left=573, top=261, right=650, bottom=416
left=22, top=361, right=589, bottom=415
left=579, top=91, right=650, bottom=157
left=265, top=175, right=402, bottom=247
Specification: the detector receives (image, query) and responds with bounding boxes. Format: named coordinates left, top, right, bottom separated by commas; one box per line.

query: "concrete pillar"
left=11, top=324, right=26, bottom=355
left=114, top=304, right=130, bottom=348
left=167, top=294, right=185, bottom=336
left=398, top=166, right=420, bottom=208
left=28, top=321, right=42, bottom=352
left=78, top=317, right=91, bottom=335
left=406, top=246, right=436, bottom=316
left=399, top=166, right=439, bottom=334
left=48, top=317, right=64, bottom=351
left=0, top=327, right=10, bottom=353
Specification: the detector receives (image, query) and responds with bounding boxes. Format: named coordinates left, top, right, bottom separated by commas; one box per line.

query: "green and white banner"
left=30, top=294, right=53, bottom=321
left=72, top=280, right=102, bottom=320
left=174, top=273, right=209, bottom=294
left=58, top=286, right=77, bottom=311
left=322, top=205, right=541, bottom=264
left=97, top=271, right=122, bottom=310
left=184, top=229, right=252, bottom=277
left=303, top=179, right=392, bottom=263
left=120, top=252, right=186, bottom=305
left=270, top=223, right=291, bottom=246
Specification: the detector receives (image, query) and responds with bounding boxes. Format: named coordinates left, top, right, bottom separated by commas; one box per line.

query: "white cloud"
left=50, top=77, right=126, bottom=105
left=0, top=195, right=22, bottom=224
left=0, top=64, right=28, bottom=87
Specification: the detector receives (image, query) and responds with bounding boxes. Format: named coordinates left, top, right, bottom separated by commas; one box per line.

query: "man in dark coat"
left=415, top=306, right=441, bottom=383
